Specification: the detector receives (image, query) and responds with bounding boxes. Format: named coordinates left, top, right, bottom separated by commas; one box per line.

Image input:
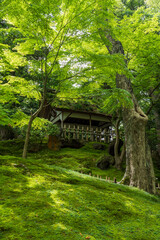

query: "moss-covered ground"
left=0, top=140, right=160, bottom=240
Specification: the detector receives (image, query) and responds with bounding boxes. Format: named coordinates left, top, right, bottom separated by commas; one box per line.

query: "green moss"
left=0, top=153, right=160, bottom=240
left=0, top=140, right=160, bottom=239
left=120, top=176, right=130, bottom=185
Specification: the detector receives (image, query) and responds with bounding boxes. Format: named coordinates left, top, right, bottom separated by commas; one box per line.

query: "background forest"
left=0, top=0, right=160, bottom=239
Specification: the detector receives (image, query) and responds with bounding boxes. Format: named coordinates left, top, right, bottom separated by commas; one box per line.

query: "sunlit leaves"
left=102, top=89, right=133, bottom=113
left=1, top=0, right=159, bottom=125
left=145, top=0, right=160, bottom=12
left=6, top=76, right=40, bottom=100
left=12, top=110, right=50, bottom=129
left=0, top=104, right=12, bottom=125
left=14, top=40, right=37, bottom=56
left=3, top=49, right=27, bottom=68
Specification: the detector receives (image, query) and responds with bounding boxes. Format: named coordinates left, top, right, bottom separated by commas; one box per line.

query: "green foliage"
left=1, top=0, right=158, bottom=127
left=46, top=123, right=60, bottom=136
left=102, top=88, right=133, bottom=113
left=53, top=98, right=99, bottom=112
left=0, top=139, right=24, bottom=155
left=18, top=120, right=60, bottom=144
left=145, top=0, right=160, bottom=12
left=0, top=104, right=11, bottom=125
left=0, top=0, right=159, bottom=167
left=122, top=0, right=145, bottom=11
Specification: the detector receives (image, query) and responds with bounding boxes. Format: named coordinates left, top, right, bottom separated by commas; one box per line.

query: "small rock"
left=92, top=143, right=106, bottom=150
left=97, top=155, right=114, bottom=170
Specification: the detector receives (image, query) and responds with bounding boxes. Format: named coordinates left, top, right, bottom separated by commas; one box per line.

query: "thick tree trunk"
left=153, top=96, right=160, bottom=157
left=122, top=103, right=155, bottom=193
left=154, top=110, right=160, bottom=157
left=102, top=33, right=156, bottom=194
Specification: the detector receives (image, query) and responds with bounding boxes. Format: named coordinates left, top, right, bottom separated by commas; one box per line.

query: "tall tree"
left=1, top=0, right=95, bottom=158
left=74, top=0, right=156, bottom=193
left=99, top=2, right=157, bottom=193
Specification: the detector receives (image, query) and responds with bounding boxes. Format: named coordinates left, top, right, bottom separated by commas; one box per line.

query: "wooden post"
left=77, top=126, right=79, bottom=140
left=63, top=124, right=66, bottom=139
left=100, top=176, right=102, bottom=179
left=82, top=126, right=84, bottom=141
left=60, top=112, right=64, bottom=138
left=89, top=114, right=92, bottom=129
left=100, top=128, right=102, bottom=142
left=86, top=127, right=89, bottom=141
left=108, top=177, right=110, bottom=182
left=106, top=176, right=108, bottom=181
left=108, top=128, right=111, bottom=143
left=68, top=125, right=71, bottom=140
left=114, top=178, right=117, bottom=183
left=90, top=128, right=94, bottom=141
left=104, top=129, right=106, bottom=143
left=89, top=173, right=91, bottom=176
left=97, top=174, right=99, bottom=178
left=73, top=125, right=76, bottom=139
left=96, top=128, right=98, bottom=142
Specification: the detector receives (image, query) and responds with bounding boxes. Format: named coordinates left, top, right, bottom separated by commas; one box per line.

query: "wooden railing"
left=62, top=124, right=111, bottom=143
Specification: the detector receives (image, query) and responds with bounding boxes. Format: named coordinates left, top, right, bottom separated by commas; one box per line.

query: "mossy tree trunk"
left=152, top=92, right=160, bottom=158
left=121, top=94, right=155, bottom=193
left=155, top=109, right=160, bottom=157
left=104, top=35, right=156, bottom=194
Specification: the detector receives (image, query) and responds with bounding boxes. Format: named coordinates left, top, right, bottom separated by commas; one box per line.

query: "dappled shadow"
left=1, top=155, right=160, bottom=240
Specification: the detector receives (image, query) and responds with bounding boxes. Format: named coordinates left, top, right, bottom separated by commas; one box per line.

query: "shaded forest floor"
left=0, top=140, right=160, bottom=240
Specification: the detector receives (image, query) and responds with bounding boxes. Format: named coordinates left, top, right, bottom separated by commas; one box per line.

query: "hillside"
left=0, top=141, right=160, bottom=240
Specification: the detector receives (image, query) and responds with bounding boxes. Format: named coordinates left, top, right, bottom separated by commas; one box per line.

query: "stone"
left=96, top=155, right=115, bottom=170
left=92, top=143, right=106, bottom=150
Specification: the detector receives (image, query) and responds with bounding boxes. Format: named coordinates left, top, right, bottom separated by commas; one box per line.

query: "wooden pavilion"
left=50, top=107, right=113, bottom=143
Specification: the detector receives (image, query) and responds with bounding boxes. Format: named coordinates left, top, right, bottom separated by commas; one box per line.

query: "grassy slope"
left=0, top=141, right=160, bottom=240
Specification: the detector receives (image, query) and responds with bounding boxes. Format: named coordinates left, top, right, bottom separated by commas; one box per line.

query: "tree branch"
left=149, top=83, right=160, bottom=97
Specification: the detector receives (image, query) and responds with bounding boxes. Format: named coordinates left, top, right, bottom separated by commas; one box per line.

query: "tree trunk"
left=22, top=59, right=48, bottom=159
left=122, top=101, right=155, bottom=193
left=115, top=143, right=125, bottom=170
left=22, top=105, right=44, bottom=158
left=22, top=115, right=35, bottom=158
left=149, top=88, right=160, bottom=157
left=114, top=118, right=125, bottom=170
left=152, top=93, right=160, bottom=157
left=103, top=33, right=156, bottom=194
